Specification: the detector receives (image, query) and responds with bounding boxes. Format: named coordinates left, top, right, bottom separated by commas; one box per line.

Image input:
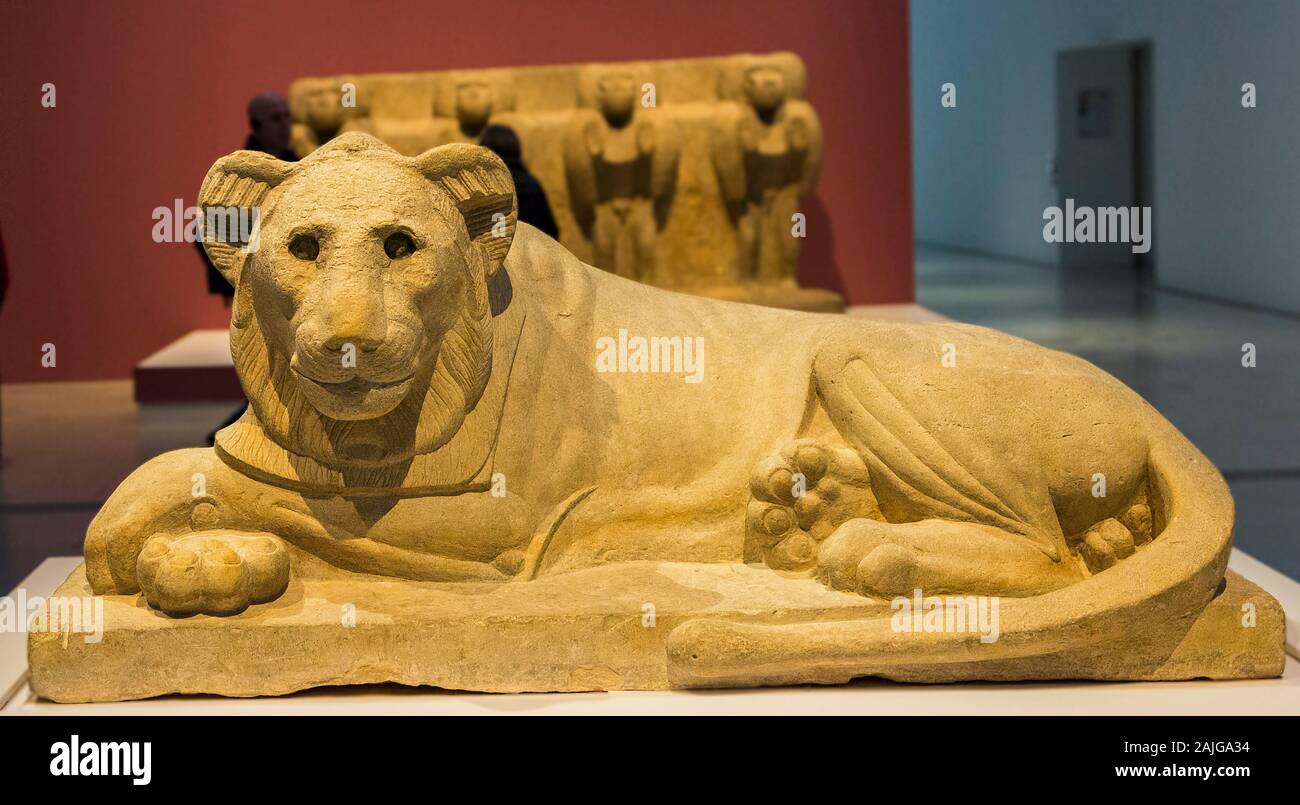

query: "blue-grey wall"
left=911, top=0, right=1300, bottom=315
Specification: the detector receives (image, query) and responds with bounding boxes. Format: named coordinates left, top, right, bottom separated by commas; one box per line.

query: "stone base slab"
left=28, top=559, right=1285, bottom=703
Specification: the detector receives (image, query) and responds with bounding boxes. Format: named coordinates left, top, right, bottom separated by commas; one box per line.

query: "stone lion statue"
left=82, top=133, right=1245, bottom=685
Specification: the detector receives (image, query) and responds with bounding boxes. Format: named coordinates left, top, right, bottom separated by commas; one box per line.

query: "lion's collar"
left=215, top=300, right=525, bottom=497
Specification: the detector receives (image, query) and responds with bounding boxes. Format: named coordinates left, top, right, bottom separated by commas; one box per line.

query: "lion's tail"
left=665, top=423, right=1239, bottom=686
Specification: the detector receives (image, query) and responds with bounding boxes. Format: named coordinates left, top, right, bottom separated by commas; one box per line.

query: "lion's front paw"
left=136, top=531, right=290, bottom=616
left=746, top=438, right=880, bottom=571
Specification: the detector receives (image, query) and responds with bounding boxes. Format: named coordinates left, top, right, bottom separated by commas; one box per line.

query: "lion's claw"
left=136, top=531, right=290, bottom=616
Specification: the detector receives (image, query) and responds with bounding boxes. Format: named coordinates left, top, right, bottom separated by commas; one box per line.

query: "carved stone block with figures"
left=287, top=53, right=844, bottom=312
left=29, top=133, right=1283, bottom=702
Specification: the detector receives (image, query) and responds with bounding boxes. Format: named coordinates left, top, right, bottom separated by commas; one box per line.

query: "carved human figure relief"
left=448, top=78, right=498, bottom=143
left=565, top=67, right=677, bottom=282
left=359, top=73, right=516, bottom=157
left=713, top=58, right=822, bottom=282
left=290, top=77, right=371, bottom=158
left=426, top=71, right=517, bottom=151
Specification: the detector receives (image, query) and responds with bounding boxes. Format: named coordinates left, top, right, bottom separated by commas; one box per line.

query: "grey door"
left=1055, top=45, right=1137, bottom=270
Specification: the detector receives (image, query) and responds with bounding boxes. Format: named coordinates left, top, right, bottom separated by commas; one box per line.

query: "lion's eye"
left=288, top=234, right=319, bottom=261
left=384, top=232, right=417, bottom=260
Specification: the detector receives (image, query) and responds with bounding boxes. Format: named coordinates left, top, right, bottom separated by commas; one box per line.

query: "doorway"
left=1054, top=42, right=1154, bottom=277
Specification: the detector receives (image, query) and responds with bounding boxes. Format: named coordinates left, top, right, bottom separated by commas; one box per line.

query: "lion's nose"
left=320, top=299, right=386, bottom=354
left=312, top=264, right=387, bottom=355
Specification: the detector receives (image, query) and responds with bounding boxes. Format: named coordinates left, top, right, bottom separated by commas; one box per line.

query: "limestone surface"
left=28, top=133, right=1285, bottom=702
left=27, top=564, right=1284, bottom=702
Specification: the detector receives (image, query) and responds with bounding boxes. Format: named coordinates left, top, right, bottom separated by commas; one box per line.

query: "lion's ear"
left=198, top=151, right=296, bottom=285
left=415, top=143, right=517, bottom=277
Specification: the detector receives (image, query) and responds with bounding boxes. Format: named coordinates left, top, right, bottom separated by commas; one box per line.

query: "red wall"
left=0, top=0, right=912, bottom=382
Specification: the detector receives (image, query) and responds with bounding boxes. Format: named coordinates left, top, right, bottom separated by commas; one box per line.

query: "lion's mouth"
left=293, top=370, right=415, bottom=394
left=291, top=366, right=417, bottom=420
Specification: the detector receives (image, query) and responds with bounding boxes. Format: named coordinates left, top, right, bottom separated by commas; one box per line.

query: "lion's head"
left=199, top=133, right=516, bottom=473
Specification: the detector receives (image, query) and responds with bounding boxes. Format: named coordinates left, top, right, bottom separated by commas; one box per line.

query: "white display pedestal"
left=4, top=553, right=1298, bottom=716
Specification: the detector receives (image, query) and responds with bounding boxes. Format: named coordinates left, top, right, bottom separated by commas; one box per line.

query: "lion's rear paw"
left=818, top=518, right=1080, bottom=599
left=136, top=531, right=290, bottom=616
left=746, top=438, right=880, bottom=571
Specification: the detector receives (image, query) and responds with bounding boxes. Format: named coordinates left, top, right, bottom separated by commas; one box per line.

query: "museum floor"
left=1, top=244, right=1297, bottom=590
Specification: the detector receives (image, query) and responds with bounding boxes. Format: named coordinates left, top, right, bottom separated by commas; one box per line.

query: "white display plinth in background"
left=4, top=553, right=1298, bottom=716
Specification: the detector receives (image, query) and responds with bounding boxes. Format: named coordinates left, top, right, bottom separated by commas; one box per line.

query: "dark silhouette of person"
left=244, top=93, right=297, bottom=161
left=0, top=222, right=7, bottom=457
left=479, top=124, right=559, bottom=239
left=200, top=94, right=299, bottom=445
left=201, top=93, right=299, bottom=299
